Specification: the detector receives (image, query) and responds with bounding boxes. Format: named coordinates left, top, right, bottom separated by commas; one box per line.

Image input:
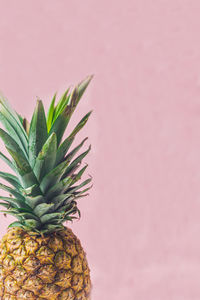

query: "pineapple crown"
left=0, top=75, right=93, bottom=234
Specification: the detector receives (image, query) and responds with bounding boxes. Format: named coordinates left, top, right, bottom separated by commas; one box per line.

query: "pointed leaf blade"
left=0, top=172, right=21, bottom=190
left=69, top=111, right=92, bottom=139
left=34, top=203, right=54, bottom=217
left=40, top=212, right=63, bottom=224
left=53, top=88, right=70, bottom=121
left=46, top=176, right=73, bottom=200
left=0, top=183, right=25, bottom=200
left=34, top=133, right=57, bottom=181
left=40, top=160, right=69, bottom=193
left=29, top=100, right=48, bottom=167
left=0, top=111, right=28, bottom=157
left=63, top=145, right=91, bottom=178
left=47, top=93, right=56, bottom=132
left=7, top=148, right=38, bottom=188
left=0, top=95, right=28, bottom=146
left=77, top=75, right=93, bottom=101
left=0, top=151, right=16, bottom=172
left=56, top=136, right=74, bottom=165
left=64, top=137, right=88, bottom=164
left=25, top=195, right=45, bottom=209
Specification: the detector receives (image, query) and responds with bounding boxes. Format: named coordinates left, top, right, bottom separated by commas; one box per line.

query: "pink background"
left=0, top=1, right=200, bottom=299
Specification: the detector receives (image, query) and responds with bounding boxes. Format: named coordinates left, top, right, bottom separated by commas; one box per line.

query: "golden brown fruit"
left=0, top=227, right=91, bottom=299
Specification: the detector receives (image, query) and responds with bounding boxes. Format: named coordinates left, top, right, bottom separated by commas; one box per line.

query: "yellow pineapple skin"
left=0, top=227, right=91, bottom=300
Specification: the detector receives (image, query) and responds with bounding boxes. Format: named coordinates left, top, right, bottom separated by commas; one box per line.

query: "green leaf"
left=48, top=87, right=81, bottom=146
left=21, top=184, right=42, bottom=197
left=15, top=207, right=36, bottom=214
left=74, top=190, right=91, bottom=199
left=17, top=113, right=24, bottom=125
left=74, top=185, right=93, bottom=198
left=47, top=93, right=56, bottom=132
left=0, top=111, right=28, bottom=157
left=33, top=203, right=54, bottom=218
left=64, top=137, right=88, bottom=164
left=69, top=111, right=92, bottom=139
left=8, top=221, right=24, bottom=228
left=0, top=128, right=27, bottom=161
left=7, top=148, right=38, bottom=188
left=63, top=145, right=91, bottom=178
left=40, top=160, right=70, bottom=194
left=56, top=75, right=93, bottom=135
left=55, top=111, right=92, bottom=165
left=0, top=210, right=23, bottom=221
left=53, top=88, right=70, bottom=121
left=0, top=128, right=38, bottom=187
left=0, top=95, right=28, bottom=148
left=0, top=202, right=10, bottom=208
left=65, top=87, right=79, bottom=116
left=0, top=151, right=16, bottom=172
left=77, top=75, right=93, bottom=101
left=25, top=195, right=45, bottom=209
left=40, top=212, right=63, bottom=224
left=0, top=196, right=30, bottom=210
left=48, top=110, right=68, bottom=146
left=17, top=212, right=40, bottom=221
left=40, top=224, right=64, bottom=233
left=71, top=164, right=88, bottom=185
left=46, top=176, right=73, bottom=200
left=56, top=136, right=74, bottom=165
left=48, top=108, right=71, bottom=146
left=0, top=171, right=21, bottom=190
left=24, top=219, right=41, bottom=229
left=34, top=133, right=57, bottom=181
left=58, top=201, right=78, bottom=215
left=62, top=215, right=77, bottom=222
left=57, top=137, right=88, bottom=166
left=56, top=199, right=76, bottom=213
left=0, top=183, right=25, bottom=200
left=51, top=194, right=72, bottom=210
left=28, top=100, right=48, bottom=168
left=67, top=177, right=92, bottom=194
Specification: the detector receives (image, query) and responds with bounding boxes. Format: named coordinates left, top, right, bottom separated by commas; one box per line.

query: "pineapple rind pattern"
left=0, top=227, right=91, bottom=299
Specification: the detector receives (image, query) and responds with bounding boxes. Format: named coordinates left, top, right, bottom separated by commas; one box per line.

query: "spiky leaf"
left=0, top=172, right=21, bottom=190
left=34, top=203, right=54, bottom=218
left=63, top=145, right=91, bottom=178
left=77, top=75, right=93, bottom=101
left=47, top=93, right=56, bottom=132
left=0, top=95, right=28, bottom=150
left=53, top=88, right=70, bottom=121
left=34, top=133, right=57, bottom=180
left=65, top=137, right=88, bottom=164
left=7, top=148, right=38, bottom=188
left=46, top=176, right=73, bottom=199
left=40, top=160, right=69, bottom=193
left=0, top=183, right=25, bottom=200
left=0, top=112, right=28, bottom=157
left=40, top=212, right=63, bottom=224
left=0, top=76, right=93, bottom=234
left=0, top=151, right=16, bottom=171
left=25, top=195, right=45, bottom=209
left=0, top=196, right=31, bottom=210
left=56, top=136, right=74, bottom=165
left=69, top=111, right=92, bottom=139
left=29, top=100, right=48, bottom=167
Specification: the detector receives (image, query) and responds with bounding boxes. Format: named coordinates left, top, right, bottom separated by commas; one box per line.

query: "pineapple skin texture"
left=0, top=227, right=91, bottom=300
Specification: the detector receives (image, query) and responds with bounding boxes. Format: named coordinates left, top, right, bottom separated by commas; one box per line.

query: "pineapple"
left=0, top=76, right=93, bottom=299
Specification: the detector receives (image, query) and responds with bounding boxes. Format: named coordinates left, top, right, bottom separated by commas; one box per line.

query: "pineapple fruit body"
left=0, top=76, right=93, bottom=299
left=0, top=227, right=91, bottom=299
